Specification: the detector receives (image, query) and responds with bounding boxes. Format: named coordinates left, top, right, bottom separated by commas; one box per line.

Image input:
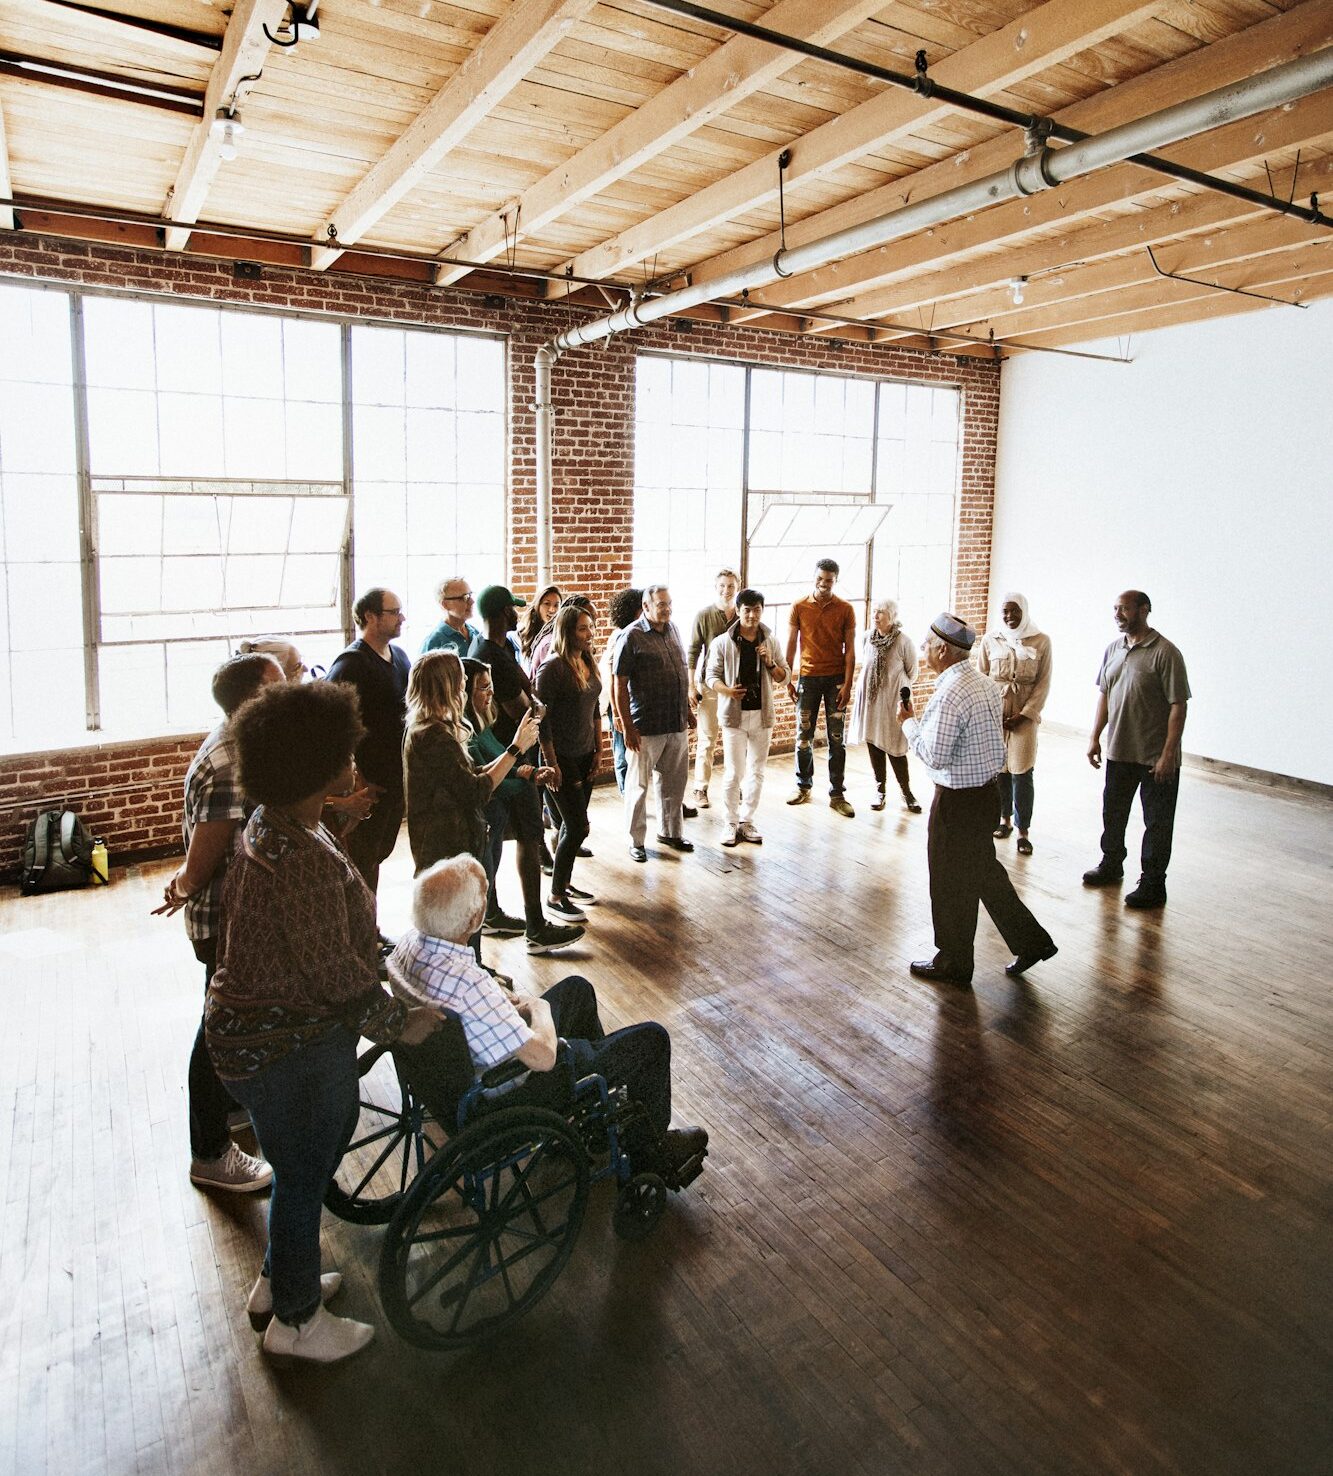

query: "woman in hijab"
left=848, top=598, right=921, bottom=813
left=977, top=592, right=1053, bottom=855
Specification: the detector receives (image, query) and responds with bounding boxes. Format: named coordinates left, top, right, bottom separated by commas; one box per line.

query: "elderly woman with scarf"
left=976, top=592, right=1053, bottom=855
left=849, top=599, right=921, bottom=813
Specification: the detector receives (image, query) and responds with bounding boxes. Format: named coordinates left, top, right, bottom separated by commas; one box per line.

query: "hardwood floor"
left=1, top=729, right=1330, bottom=1476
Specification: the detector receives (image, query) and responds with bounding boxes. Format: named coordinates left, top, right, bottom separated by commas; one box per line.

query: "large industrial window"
left=0, top=281, right=506, bottom=751
left=632, top=353, right=961, bottom=641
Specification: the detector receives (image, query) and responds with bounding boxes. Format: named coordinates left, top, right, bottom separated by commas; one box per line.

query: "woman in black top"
left=534, top=605, right=602, bottom=922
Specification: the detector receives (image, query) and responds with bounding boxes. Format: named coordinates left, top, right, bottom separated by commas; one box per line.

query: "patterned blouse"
left=205, top=806, right=407, bottom=1080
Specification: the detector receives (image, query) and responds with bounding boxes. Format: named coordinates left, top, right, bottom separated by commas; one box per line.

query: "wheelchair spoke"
left=445, top=1239, right=494, bottom=1335
left=345, top=1120, right=402, bottom=1153
left=343, top=1126, right=408, bottom=1200
left=404, top=1229, right=481, bottom=1310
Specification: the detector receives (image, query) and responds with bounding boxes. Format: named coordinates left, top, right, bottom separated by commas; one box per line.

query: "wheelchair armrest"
left=458, top=1040, right=575, bottom=1125
left=478, top=1058, right=529, bottom=1091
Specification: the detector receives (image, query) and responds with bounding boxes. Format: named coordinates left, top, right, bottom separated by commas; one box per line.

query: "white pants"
left=721, top=710, right=772, bottom=827
left=693, top=690, right=720, bottom=793
left=625, top=730, right=689, bottom=845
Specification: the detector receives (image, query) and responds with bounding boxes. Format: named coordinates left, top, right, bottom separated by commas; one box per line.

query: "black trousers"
left=188, top=937, right=239, bottom=1160
left=1100, top=760, right=1179, bottom=884
left=344, top=788, right=404, bottom=900
left=546, top=751, right=595, bottom=896
left=510, top=976, right=673, bottom=1137
left=927, top=782, right=1052, bottom=976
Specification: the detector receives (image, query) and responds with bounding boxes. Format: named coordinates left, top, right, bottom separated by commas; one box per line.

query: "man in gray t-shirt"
left=1083, top=590, right=1191, bottom=909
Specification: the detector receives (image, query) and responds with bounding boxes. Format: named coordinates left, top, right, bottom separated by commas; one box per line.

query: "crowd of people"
left=154, top=558, right=1189, bottom=1366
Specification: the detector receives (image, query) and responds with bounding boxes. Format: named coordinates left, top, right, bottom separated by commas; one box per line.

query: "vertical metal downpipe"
left=534, top=344, right=558, bottom=591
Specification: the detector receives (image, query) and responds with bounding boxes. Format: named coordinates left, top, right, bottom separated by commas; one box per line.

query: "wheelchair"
left=323, top=1013, right=706, bottom=1351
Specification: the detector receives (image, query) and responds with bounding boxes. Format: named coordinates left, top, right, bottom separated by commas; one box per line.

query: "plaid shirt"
left=903, top=660, right=1005, bottom=789
left=615, top=616, right=690, bottom=736
left=386, top=928, right=533, bottom=1071
left=182, top=722, right=247, bottom=942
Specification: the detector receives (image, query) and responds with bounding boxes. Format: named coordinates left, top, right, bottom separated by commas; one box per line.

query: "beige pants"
left=693, top=690, right=720, bottom=794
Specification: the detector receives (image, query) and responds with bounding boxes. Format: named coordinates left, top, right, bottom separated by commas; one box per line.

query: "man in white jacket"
left=705, top=589, right=789, bottom=847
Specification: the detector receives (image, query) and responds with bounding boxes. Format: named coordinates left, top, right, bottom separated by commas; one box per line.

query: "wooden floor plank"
left=1, top=730, right=1330, bottom=1475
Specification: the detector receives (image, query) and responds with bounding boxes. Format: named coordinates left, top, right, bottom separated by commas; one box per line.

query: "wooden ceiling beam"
left=686, top=0, right=1333, bottom=305
left=975, top=240, right=1333, bottom=339
left=552, top=0, right=1164, bottom=292
left=941, top=215, right=1333, bottom=334
left=309, top=0, right=595, bottom=272
left=1004, top=266, right=1333, bottom=348
left=162, top=0, right=287, bottom=252
left=814, top=147, right=1333, bottom=331
left=434, top=0, right=888, bottom=288
left=0, top=98, right=12, bottom=231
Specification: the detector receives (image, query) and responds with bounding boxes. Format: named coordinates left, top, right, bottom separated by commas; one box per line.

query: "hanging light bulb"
left=211, top=107, right=245, bottom=162
left=1009, top=276, right=1027, bottom=307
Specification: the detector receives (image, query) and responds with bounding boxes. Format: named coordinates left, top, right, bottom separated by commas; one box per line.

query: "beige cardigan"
left=976, top=631, right=1053, bottom=774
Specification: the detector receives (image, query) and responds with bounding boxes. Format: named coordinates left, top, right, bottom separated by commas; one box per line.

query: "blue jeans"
left=225, top=1027, right=359, bottom=1326
left=611, top=726, right=628, bottom=793
left=998, top=769, right=1035, bottom=830
left=795, top=675, right=847, bottom=795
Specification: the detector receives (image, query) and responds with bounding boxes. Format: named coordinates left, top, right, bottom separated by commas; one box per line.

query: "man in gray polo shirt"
left=1083, top=590, right=1191, bottom=909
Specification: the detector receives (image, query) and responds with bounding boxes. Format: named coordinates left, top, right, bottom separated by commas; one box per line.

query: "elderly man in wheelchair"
left=388, top=855, right=708, bottom=1186
left=330, top=855, right=707, bottom=1349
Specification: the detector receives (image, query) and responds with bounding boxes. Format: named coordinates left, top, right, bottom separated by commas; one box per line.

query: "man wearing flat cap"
left=899, top=613, right=1057, bottom=987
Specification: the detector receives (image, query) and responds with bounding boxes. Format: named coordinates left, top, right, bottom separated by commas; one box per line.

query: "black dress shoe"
left=1082, top=863, right=1124, bottom=887
left=1124, top=883, right=1166, bottom=909
left=656, top=834, right=694, bottom=853
left=681, top=804, right=698, bottom=819
left=1006, top=941, right=1058, bottom=976
left=909, top=958, right=973, bottom=988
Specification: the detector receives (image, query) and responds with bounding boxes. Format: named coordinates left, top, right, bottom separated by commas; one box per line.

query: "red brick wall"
left=0, top=233, right=998, bottom=877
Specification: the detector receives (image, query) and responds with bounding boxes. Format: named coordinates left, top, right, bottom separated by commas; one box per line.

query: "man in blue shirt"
left=421, top=575, right=475, bottom=656
left=901, top=612, right=1056, bottom=987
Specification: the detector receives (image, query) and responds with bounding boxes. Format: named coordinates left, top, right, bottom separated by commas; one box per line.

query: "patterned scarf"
left=865, top=625, right=901, bottom=702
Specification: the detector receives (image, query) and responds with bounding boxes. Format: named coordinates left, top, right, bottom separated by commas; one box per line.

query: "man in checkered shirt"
left=900, top=613, right=1057, bottom=989
left=387, top=857, right=708, bottom=1178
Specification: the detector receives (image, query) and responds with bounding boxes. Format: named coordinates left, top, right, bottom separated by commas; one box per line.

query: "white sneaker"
left=261, top=1304, right=374, bottom=1366
left=693, top=788, right=710, bottom=809
left=247, top=1270, right=343, bottom=1331
left=738, top=821, right=763, bottom=845
left=190, top=1141, right=273, bottom=1193
left=720, top=825, right=741, bottom=847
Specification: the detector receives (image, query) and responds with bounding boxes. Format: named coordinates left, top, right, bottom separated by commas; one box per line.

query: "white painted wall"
left=991, top=297, right=1333, bottom=785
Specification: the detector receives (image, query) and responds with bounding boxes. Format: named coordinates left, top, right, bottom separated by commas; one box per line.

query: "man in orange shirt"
left=785, top=558, right=857, bottom=818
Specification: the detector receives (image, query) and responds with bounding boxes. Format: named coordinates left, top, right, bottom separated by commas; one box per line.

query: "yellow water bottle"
left=91, top=837, right=109, bottom=885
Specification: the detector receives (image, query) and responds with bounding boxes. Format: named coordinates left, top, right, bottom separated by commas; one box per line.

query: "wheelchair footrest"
left=666, top=1148, right=707, bottom=1191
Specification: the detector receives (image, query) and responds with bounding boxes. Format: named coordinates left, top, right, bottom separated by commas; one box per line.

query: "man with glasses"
left=327, top=587, right=411, bottom=908
left=422, top=575, right=475, bottom=657
left=899, top=612, right=1056, bottom=988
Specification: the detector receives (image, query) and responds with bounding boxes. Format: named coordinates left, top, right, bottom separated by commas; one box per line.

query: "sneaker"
left=903, top=791, right=922, bottom=814
left=829, top=795, right=855, bottom=818
left=737, top=821, right=763, bottom=845
left=786, top=789, right=811, bottom=806
left=720, top=825, right=741, bottom=847
left=190, top=1141, right=273, bottom=1194
left=869, top=789, right=886, bottom=812
left=527, top=920, right=586, bottom=954
left=247, top=1270, right=342, bottom=1332
left=547, top=894, right=588, bottom=923
left=1082, top=863, right=1124, bottom=887
left=481, top=909, right=526, bottom=937
left=261, top=1304, right=374, bottom=1366
left=692, top=788, right=710, bottom=810
left=565, top=884, right=597, bottom=903
left=629, top=845, right=648, bottom=863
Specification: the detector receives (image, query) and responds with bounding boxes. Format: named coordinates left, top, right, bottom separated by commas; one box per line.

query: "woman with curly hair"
left=403, top=651, right=581, bottom=956
left=204, top=680, right=440, bottom=1366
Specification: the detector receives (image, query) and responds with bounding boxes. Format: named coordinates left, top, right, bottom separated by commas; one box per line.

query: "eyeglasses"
left=382, top=607, right=404, bottom=617
left=444, top=593, right=473, bottom=604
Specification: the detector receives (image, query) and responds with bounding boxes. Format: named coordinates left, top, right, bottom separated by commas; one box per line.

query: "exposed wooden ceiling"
left=2, top=0, right=1331, bottom=355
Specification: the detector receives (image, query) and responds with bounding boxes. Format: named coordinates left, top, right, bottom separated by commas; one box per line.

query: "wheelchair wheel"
left=379, top=1107, right=589, bottom=1350
left=613, top=1172, right=668, bottom=1241
left=324, top=1045, right=439, bottom=1225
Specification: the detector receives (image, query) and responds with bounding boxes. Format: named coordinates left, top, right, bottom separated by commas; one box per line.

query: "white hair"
left=412, top=856, right=488, bottom=941
left=873, top=599, right=899, bottom=621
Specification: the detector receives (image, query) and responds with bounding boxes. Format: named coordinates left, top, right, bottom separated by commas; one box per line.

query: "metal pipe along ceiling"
left=529, top=45, right=1333, bottom=584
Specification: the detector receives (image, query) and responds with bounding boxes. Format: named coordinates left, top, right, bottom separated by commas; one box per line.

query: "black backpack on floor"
left=20, top=809, right=95, bottom=895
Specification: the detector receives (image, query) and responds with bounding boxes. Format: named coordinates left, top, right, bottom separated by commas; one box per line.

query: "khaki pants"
left=624, top=730, right=689, bottom=845
left=693, top=690, right=720, bottom=794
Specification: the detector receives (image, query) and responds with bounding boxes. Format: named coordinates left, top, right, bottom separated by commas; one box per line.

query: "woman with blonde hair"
left=534, top=604, right=602, bottom=921
left=403, top=651, right=581, bottom=956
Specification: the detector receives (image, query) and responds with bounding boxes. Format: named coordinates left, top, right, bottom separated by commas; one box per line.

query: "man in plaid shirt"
left=900, top=613, right=1057, bottom=988
left=388, top=857, right=708, bottom=1179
